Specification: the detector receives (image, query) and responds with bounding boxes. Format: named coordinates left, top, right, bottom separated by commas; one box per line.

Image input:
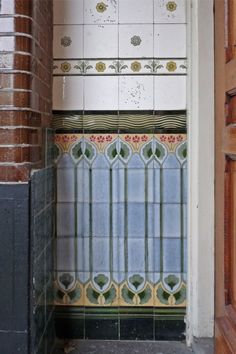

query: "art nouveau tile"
left=154, top=24, right=186, bottom=58
left=84, top=25, right=118, bottom=58
left=57, top=203, right=75, bottom=237
left=84, top=76, right=118, bottom=110
left=119, top=76, right=154, bottom=110
left=53, top=0, right=84, bottom=24
left=127, top=203, right=145, bottom=237
left=182, top=204, right=187, bottom=237
left=153, top=204, right=161, bottom=237
left=53, top=76, right=84, bottom=110
left=57, top=168, right=75, bottom=202
left=182, top=162, right=187, bottom=203
left=113, top=203, right=125, bottom=238
left=162, top=239, right=181, bottom=273
left=84, top=0, right=118, bottom=24
left=162, top=169, right=181, bottom=203
left=119, top=0, right=153, bottom=24
left=127, top=168, right=145, bottom=202
left=92, top=169, right=110, bottom=202
left=153, top=238, right=161, bottom=271
left=162, top=204, right=181, bottom=237
left=77, top=203, right=90, bottom=237
left=92, top=203, right=110, bottom=237
left=92, top=237, right=110, bottom=272
left=53, top=25, right=83, bottom=58
left=56, top=237, right=75, bottom=271
left=128, top=238, right=145, bottom=272
left=154, top=0, right=186, bottom=24
left=154, top=76, right=186, bottom=110
left=119, top=24, right=153, bottom=58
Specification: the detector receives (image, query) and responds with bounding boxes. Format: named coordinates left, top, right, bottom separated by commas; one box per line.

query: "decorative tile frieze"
left=54, top=133, right=187, bottom=307
left=53, top=59, right=187, bottom=75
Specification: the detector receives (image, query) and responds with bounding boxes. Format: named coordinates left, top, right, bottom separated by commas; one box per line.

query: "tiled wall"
left=53, top=0, right=187, bottom=340
left=53, top=0, right=187, bottom=112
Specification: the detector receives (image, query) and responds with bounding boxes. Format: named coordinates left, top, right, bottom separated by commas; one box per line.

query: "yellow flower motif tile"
left=95, top=61, right=106, bottom=72
left=131, top=61, right=142, bottom=72
left=60, top=61, right=71, bottom=73
left=96, top=2, right=108, bottom=13
left=166, top=1, right=177, bottom=12
left=166, top=61, right=177, bottom=72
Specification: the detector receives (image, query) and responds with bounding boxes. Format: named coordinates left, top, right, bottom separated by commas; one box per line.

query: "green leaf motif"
left=174, top=286, right=186, bottom=305
left=157, top=285, right=170, bottom=305
left=164, top=274, right=179, bottom=290
left=103, top=285, right=116, bottom=304
left=94, top=274, right=109, bottom=290
left=72, top=142, right=83, bottom=159
left=177, top=141, right=187, bottom=162
left=86, top=285, right=100, bottom=304
left=129, top=274, right=144, bottom=290
left=68, top=288, right=81, bottom=303
left=122, top=285, right=135, bottom=304
left=138, top=285, right=152, bottom=304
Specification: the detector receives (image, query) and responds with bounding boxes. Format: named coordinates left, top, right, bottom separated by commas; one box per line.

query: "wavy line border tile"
left=53, top=59, right=187, bottom=76
left=52, top=113, right=187, bottom=131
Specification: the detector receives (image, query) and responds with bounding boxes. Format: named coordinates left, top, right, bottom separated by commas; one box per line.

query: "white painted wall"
left=186, top=0, right=215, bottom=343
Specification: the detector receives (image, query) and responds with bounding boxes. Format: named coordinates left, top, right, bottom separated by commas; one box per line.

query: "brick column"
left=0, top=0, right=53, bottom=182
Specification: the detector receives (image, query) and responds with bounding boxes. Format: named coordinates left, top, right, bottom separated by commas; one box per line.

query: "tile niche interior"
left=53, top=0, right=188, bottom=339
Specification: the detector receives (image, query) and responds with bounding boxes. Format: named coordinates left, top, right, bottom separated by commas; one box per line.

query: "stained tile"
left=154, top=0, right=187, bottom=24
left=85, top=317, right=118, bottom=340
left=84, top=0, right=118, bottom=24
left=53, top=0, right=84, bottom=24
left=53, top=25, right=83, bottom=58
left=84, top=76, right=118, bottom=110
left=92, top=203, right=110, bottom=237
left=120, top=317, right=154, bottom=340
left=53, top=76, right=84, bottom=110
left=119, top=0, right=153, bottom=24
left=119, top=76, right=154, bottom=110
left=154, top=76, right=186, bottom=110
left=119, top=24, right=153, bottom=58
left=127, top=168, right=145, bottom=202
left=154, top=24, right=186, bottom=58
left=84, top=25, right=118, bottom=58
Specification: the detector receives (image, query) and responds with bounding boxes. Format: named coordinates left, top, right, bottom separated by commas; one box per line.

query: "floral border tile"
left=53, top=59, right=187, bottom=75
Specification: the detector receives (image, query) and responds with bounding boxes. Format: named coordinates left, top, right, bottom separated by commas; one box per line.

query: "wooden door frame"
left=186, top=0, right=215, bottom=344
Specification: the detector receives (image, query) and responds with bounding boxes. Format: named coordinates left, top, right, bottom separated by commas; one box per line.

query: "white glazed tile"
left=53, top=25, right=83, bottom=58
left=84, top=0, right=118, bottom=24
left=154, top=24, right=186, bottom=58
left=119, top=24, right=153, bottom=58
left=119, top=0, right=153, bottom=24
left=154, top=0, right=186, bottom=24
left=53, top=76, right=84, bottom=110
left=119, top=76, right=154, bottom=110
left=154, top=76, right=186, bottom=110
left=84, top=24, right=118, bottom=58
left=84, top=76, right=118, bottom=110
left=53, top=0, right=84, bottom=24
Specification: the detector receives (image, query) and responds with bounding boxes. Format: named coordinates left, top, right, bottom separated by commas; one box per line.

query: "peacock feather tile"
left=54, top=134, right=187, bottom=308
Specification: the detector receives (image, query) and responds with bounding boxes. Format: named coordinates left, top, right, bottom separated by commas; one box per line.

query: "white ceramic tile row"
left=53, top=59, right=187, bottom=75
left=53, top=24, right=186, bottom=59
left=53, top=0, right=186, bottom=25
left=53, top=75, right=186, bottom=111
